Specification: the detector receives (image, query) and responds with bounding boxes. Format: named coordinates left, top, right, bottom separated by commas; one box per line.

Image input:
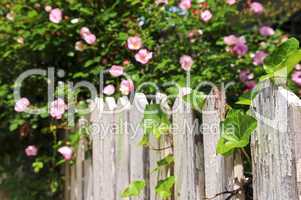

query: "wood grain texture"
left=202, top=94, right=242, bottom=200
left=251, top=82, right=300, bottom=200
left=172, top=97, right=204, bottom=200
left=129, top=94, right=148, bottom=200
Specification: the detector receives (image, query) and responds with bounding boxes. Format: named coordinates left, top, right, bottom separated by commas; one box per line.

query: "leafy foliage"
left=216, top=109, right=257, bottom=156
left=121, top=180, right=145, bottom=198
left=155, top=176, right=175, bottom=199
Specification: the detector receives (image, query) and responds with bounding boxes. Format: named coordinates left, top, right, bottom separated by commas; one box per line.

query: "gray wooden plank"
left=101, top=98, right=116, bottom=200
left=90, top=97, right=103, bottom=200
left=129, top=94, right=148, bottom=200
left=251, top=81, right=300, bottom=200
left=115, top=98, right=131, bottom=200
left=172, top=96, right=204, bottom=200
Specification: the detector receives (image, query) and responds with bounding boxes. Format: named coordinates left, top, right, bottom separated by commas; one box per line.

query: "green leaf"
left=182, top=90, right=206, bottom=111
left=155, top=176, right=175, bottom=199
left=235, top=88, right=259, bottom=106
left=262, top=38, right=301, bottom=80
left=264, top=38, right=299, bottom=74
left=32, top=161, right=44, bottom=173
left=152, top=154, right=174, bottom=172
left=216, top=110, right=257, bottom=156
left=141, top=104, right=171, bottom=144
left=121, top=180, right=145, bottom=198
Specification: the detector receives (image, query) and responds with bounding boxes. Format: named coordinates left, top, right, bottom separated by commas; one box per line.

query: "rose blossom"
left=200, top=10, right=212, bottom=22
left=232, top=42, right=248, bottom=57
left=179, top=0, right=192, bottom=10
left=180, top=55, right=193, bottom=71
left=75, top=41, right=85, bottom=51
left=50, top=98, right=67, bottom=119
left=127, top=36, right=143, bottom=50
left=49, top=8, right=63, bottom=24
left=109, top=65, right=124, bottom=77
left=292, top=71, right=301, bottom=86
left=58, top=146, right=73, bottom=160
left=295, top=64, right=301, bottom=70
left=244, top=80, right=256, bottom=92
left=82, top=33, right=96, bottom=45
left=239, top=69, right=253, bottom=83
left=80, top=27, right=96, bottom=45
left=135, top=49, right=153, bottom=64
left=45, top=5, right=52, bottom=12
left=226, top=0, right=236, bottom=5
left=103, top=85, right=115, bottom=96
left=250, top=2, right=264, bottom=14
left=259, top=26, right=275, bottom=36
left=25, top=145, right=38, bottom=157
left=253, top=51, right=268, bottom=65
left=80, top=27, right=90, bottom=37
left=15, top=98, right=30, bottom=112
left=224, top=35, right=246, bottom=46
left=120, top=80, right=134, bottom=95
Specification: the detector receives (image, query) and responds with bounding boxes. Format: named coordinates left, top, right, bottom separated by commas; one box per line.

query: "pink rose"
left=103, top=85, right=115, bottom=96
left=120, top=80, right=134, bottom=95
left=80, top=27, right=91, bottom=37
left=15, top=98, right=30, bottom=112
left=127, top=36, right=143, bottom=50
left=135, top=49, right=153, bottom=64
left=25, top=145, right=38, bottom=157
left=109, top=65, right=124, bottom=77
left=259, top=26, right=275, bottom=36
left=292, top=71, right=301, bottom=86
left=232, top=42, right=248, bottom=57
left=179, top=0, right=192, bottom=10
left=49, top=8, right=62, bottom=24
left=224, top=35, right=239, bottom=46
left=253, top=51, right=268, bottom=65
left=83, top=33, right=96, bottom=45
left=155, top=0, right=168, bottom=5
left=226, top=0, right=236, bottom=5
left=201, top=10, right=213, bottom=22
left=58, top=146, right=73, bottom=160
left=224, top=35, right=246, bottom=46
left=250, top=2, right=264, bottom=14
left=50, top=98, right=67, bottom=119
left=180, top=55, right=193, bottom=71
left=239, top=69, right=253, bottom=83
left=80, top=27, right=96, bottom=45
left=244, top=80, right=256, bottom=92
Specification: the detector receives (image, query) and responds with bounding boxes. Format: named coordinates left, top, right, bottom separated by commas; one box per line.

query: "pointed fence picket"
left=64, top=84, right=301, bottom=200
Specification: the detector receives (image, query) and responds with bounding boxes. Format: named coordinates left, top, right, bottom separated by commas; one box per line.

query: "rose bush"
left=0, top=0, right=301, bottom=199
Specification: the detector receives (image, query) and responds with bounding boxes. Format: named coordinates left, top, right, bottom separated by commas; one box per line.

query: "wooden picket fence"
left=64, top=82, right=301, bottom=200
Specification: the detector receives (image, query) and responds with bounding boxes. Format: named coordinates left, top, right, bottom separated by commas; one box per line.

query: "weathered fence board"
left=172, top=97, right=204, bottom=200
left=65, top=86, right=301, bottom=200
left=251, top=82, right=301, bottom=200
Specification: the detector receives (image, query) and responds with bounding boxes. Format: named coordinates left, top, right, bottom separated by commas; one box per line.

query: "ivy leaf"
left=263, top=38, right=301, bottom=79
left=182, top=90, right=206, bottom=111
left=216, top=110, right=257, bottom=156
left=152, top=154, right=174, bottom=172
left=235, top=87, right=259, bottom=106
left=121, top=180, right=145, bottom=198
left=141, top=104, right=171, bottom=145
left=264, top=38, right=299, bottom=74
left=155, top=176, right=175, bottom=199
